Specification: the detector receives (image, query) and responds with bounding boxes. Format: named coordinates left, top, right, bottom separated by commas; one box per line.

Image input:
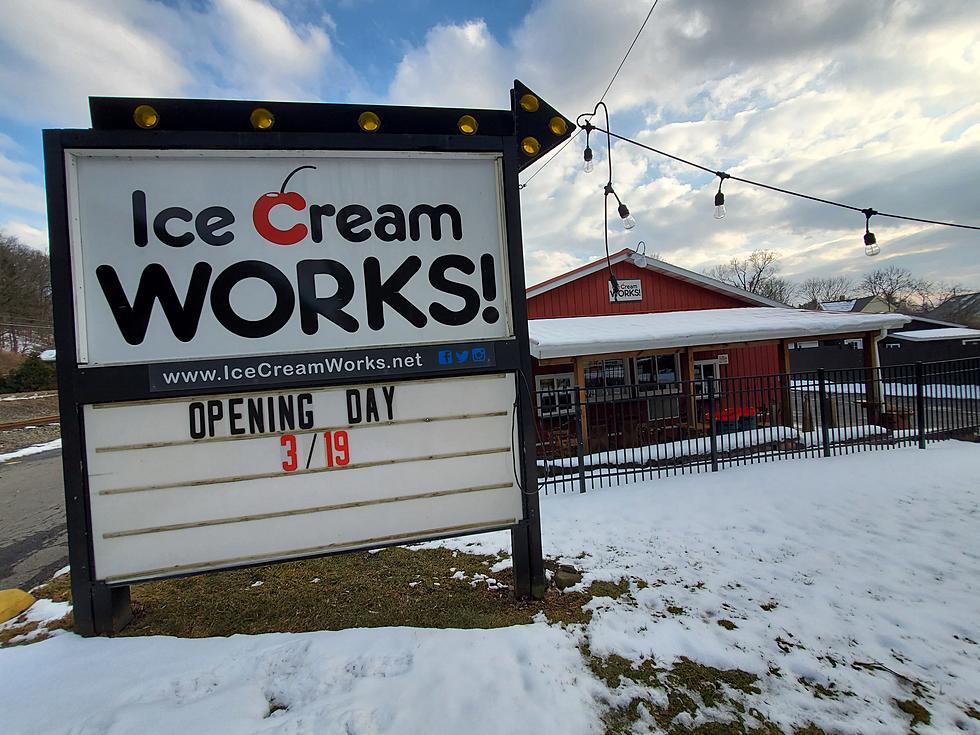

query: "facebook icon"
left=438, top=350, right=453, bottom=365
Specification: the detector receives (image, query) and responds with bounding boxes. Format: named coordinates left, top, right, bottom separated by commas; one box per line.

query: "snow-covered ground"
left=0, top=437, right=62, bottom=461
left=2, top=443, right=979, bottom=734
left=792, top=379, right=980, bottom=400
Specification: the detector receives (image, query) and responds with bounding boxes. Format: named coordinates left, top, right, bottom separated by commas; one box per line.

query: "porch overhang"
left=528, top=307, right=910, bottom=360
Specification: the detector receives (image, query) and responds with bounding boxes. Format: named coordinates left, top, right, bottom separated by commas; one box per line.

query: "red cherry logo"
left=252, top=165, right=316, bottom=246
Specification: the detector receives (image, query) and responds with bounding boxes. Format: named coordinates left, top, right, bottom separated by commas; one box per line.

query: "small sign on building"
left=609, top=278, right=643, bottom=302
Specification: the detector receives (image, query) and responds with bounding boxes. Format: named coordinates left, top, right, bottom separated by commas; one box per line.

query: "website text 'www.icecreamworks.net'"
left=148, top=342, right=495, bottom=392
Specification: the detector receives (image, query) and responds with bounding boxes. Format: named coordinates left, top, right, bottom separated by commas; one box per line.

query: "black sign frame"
left=44, top=89, right=565, bottom=635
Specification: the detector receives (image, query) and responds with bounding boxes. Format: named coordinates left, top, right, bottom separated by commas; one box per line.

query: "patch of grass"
left=667, top=605, right=686, bottom=615
left=717, top=619, right=738, bottom=630
left=797, top=677, right=840, bottom=699
left=0, top=621, right=39, bottom=646
left=964, top=706, right=980, bottom=721
left=584, top=647, right=798, bottom=735
left=29, top=573, right=72, bottom=602
left=668, top=658, right=762, bottom=707
left=587, top=650, right=660, bottom=689
left=895, top=699, right=931, bottom=727
left=30, top=549, right=595, bottom=639
left=587, top=579, right=631, bottom=600
left=759, top=600, right=778, bottom=612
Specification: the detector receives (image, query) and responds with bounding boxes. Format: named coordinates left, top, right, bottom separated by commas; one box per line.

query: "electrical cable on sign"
left=518, top=0, right=661, bottom=189
left=511, top=369, right=549, bottom=496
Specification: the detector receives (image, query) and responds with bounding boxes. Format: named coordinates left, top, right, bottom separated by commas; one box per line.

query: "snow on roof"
left=528, top=307, right=910, bottom=359
left=890, top=327, right=980, bottom=342
left=819, top=299, right=857, bottom=313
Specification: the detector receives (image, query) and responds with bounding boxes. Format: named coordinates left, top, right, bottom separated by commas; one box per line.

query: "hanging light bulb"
left=864, top=231, right=879, bottom=257
left=863, top=208, right=880, bottom=256
left=583, top=146, right=594, bottom=173
left=618, top=202, right=636, bottom=230
left=714, top=173, right=728, bottom=219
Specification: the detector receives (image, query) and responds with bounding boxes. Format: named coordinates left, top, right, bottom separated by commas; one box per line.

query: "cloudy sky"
left=1, top=0, right=978, bottom=290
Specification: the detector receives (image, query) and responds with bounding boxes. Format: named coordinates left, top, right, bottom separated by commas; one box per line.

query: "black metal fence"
left=533, top=358, right=980, bottom=494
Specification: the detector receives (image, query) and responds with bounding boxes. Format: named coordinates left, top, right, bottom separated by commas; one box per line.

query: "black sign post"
left=44, top=83, right=571, bottom=634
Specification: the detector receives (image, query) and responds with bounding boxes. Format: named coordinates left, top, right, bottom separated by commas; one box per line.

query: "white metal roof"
left=890, top=327, right=980, bottom=342
left=819, top=300, right=857, bottom=313
left=528, top=307, right=911, bottom=360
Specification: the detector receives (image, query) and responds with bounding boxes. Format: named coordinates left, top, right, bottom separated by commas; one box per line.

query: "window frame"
left=583, top=357, right=629, bottom=401
left=535, top=372, right=577, bottom=417
left=693, top=358, right=722, bottom=397
left=634, top=353, right=682, bottom=395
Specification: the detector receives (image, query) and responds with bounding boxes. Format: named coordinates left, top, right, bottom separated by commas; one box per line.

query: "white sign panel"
left=83, top=373, right=521, bottom=582
left=67, top=150, right=512, bottom=366
left=609, top=278, right=642, bottom=302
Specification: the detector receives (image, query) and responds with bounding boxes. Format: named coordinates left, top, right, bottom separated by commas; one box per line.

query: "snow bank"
left=541, top=427, right=800, bottom=470
left=792, top=379, right=980, bottom=400
left=440, top=443, right=980, bottom=733
left=798, top=424, right=889, bottom=447
left=0, top=623, right=599, bottom=735
left=0, top=438, right=62, bottom=462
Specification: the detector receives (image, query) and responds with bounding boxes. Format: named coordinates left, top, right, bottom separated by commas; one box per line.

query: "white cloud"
left=2, top=221, right=48, bottom=251
left=0, top=0, right=356, bottom=127
left=0, top=0, right=188, bottom=125
left=0, top=152, right=44, bottom=215
left=387, top=20, right=511, bottom=108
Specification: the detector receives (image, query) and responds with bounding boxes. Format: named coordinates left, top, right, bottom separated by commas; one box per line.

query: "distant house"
left=791, top=312, right=980, bottom=372
left=925, top=292, right=980, bottom=329
left=819, top=295, right=891, bottom=314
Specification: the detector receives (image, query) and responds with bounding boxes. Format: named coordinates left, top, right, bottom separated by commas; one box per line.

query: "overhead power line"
left=597, top=0, right=661, bottom=106
left=519, top=0, right=661, bottom=189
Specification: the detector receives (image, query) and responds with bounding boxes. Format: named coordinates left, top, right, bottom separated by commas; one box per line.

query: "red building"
left=525, top=248, right=907, bottom=453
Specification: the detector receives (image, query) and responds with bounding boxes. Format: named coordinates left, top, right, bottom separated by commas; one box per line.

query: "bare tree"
left=921, top=281, right=968, bottom=311
left=798, top=276, right=855, bottom=309
left=0, top=231, right=53, bottom=353
left=860, top=266, right=930, bottom=312
left=705, top=249, right=797, bottom=304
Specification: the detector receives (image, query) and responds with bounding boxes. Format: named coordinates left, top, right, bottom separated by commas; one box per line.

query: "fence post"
left=818, top=368, right=832, bottom=458
left=573, top=387, right=587, bottom=494
left=915, top=362, right=926, bottom=449
left=707, top=375, right=718, bottom=471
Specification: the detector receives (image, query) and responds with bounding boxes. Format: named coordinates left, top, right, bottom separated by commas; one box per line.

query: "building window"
left=635, top=354, right=680, bottom=394
left=536, top=373, right=576, bottom=417
left=693, top=359, right=722, bottom=396
left=584, top=358, right=628, bottom=400
left=885, top=342, right=902, bottom=349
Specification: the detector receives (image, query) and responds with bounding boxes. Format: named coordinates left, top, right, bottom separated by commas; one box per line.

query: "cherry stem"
left=280, top=165, right=316, bottom=193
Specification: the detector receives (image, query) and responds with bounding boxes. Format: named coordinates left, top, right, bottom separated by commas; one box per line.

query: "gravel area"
left=0, top=392, right=59, bottom=424
left=0, top=425, right=62, bottom=455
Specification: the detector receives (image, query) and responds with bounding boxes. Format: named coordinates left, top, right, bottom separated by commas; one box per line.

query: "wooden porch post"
left=863, top=330, right=884, bottom=426
left=777, top=339, right=795, bottom=427
left=683, top=347, right=696, bottom=427
left=574, top=357, right=590, bottom=453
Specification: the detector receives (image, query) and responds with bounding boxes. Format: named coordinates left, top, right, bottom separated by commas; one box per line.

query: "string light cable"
left=576, top=101, right=638, bottom=296
left=518, top=0, right=662, bottom=189
left=589, top=124, right=980, bottom=254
